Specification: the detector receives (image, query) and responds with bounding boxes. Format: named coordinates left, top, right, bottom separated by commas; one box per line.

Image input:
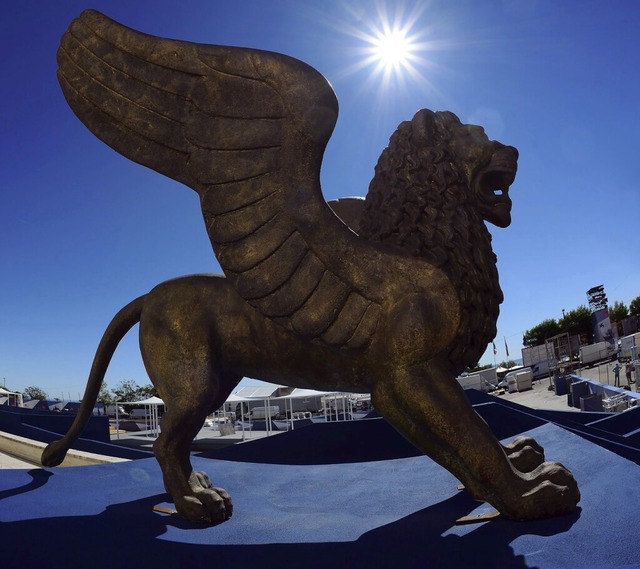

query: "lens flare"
left=336, top=2, right=436, bottom=91
left=370, top=27, right=414, bottom=70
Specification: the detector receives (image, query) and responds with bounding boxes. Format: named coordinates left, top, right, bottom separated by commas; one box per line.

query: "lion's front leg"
left=371, top=358, right=580, bottom=520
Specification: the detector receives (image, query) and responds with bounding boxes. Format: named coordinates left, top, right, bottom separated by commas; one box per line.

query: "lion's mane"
left=358, top=111, right=502, bottom=370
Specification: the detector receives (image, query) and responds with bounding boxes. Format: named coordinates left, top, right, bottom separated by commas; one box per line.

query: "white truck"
left=522, top=344, right=553, bottom=379
left=457, top=367, right=498, bottom=392
left=504, top=368, right=533, bottom=393
left=619, top=333, right=640, bottom=362
left=579, top=341, right=617, bottom=367
left=249, top=405, right=280, bottom=419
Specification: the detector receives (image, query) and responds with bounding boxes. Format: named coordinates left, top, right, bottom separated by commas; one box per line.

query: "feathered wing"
left=58, top=10, right=381, bottom=348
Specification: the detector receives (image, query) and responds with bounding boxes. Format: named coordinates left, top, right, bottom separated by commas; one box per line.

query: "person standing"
left=613, top=362, right=621, bottom=386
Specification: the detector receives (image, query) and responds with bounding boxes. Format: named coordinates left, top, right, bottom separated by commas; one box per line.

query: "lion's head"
left=419, top=110, right=518, bottom=229
left=358, top=109, right=519, bottom=369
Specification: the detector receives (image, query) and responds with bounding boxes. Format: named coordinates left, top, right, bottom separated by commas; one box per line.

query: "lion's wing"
left=58, top=10, right=381, bottom=348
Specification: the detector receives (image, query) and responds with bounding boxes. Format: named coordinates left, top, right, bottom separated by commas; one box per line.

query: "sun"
left=307, top=2, right=440, bottom=93
left=369, top=27, right=415, bottom=72
left=341, top=3, right=431, bottom=89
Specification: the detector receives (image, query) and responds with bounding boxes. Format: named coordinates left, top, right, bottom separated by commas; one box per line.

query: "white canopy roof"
left=226, top=386, right=346, bottom=404
left=115, top=387, right=360, bottom=407
left=120, top=395, right=165, bottom=405
left=231, top=385, right=282, bottom=399
left=271, top=388, right=339, bottom=400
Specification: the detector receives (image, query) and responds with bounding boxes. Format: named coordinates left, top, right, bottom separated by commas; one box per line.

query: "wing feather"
left=209, top=195, right=280, bottom=244
left=290, top=272, right=351, bottom=337
left=216, top=214, right=294, bottom=273
left=58, top=10, right=383, bottom=347
left=320, top=293, right=372, bottom=346
left=228, top=232, right=309, bottom=300
left=250, top=252, right=326, bottom=317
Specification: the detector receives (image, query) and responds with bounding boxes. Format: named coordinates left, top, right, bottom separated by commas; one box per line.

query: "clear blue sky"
left=2, top=0, right=639, bottom=399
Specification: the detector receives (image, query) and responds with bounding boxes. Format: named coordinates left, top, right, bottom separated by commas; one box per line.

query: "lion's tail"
left=41, top=295, right=145, bottom=467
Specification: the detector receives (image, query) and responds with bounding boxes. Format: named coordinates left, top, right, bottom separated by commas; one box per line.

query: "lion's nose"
left=492, top=142, right=519, bottom=161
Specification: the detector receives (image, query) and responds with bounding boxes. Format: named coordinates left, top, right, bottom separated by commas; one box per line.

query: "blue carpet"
left=1, top=421, right=638, bottom=569
left=469, top=390, right=640, bottom=466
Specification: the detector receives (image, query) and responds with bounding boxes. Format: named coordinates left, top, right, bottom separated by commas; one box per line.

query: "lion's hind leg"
left=139, top=278, right=241, bottom=523
left=153, top=390, right=234, bottom=524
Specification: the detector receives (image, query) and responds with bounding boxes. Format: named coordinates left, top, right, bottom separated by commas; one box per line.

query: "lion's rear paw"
left=194, top=470, right=214, bottom=489
left=175, top=487, right=233, bottom=524
left=173, top=471, right=233, bottom=524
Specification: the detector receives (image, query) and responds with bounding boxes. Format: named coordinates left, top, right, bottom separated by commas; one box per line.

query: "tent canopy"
left=271, top=388, right=340, bottom=401
left=120, top=396, right=164, bottom=405
left=227, top=386, right=342, bottom=403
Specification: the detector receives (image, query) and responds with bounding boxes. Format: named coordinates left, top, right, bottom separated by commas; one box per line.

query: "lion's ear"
left=411, top=109, right=437, bottom=143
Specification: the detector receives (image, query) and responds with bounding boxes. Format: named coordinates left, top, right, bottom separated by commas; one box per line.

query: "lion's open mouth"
left=476, top=146, right=518, bottom=228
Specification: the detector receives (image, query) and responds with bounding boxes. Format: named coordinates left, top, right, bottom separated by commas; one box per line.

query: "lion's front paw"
left=502, top=461, right=580, bottom=521
left=174, top=471, right=233, bottom=524
left=503, top=436, right=545, bottom=473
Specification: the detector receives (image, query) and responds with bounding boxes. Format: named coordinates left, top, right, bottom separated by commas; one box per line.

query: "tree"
left=558, top=305, right=592, bottom=343
left=524, top=319, right=561, bottom=347
left=136, top=384, right=158, bottom=399
left=499, top=360, right=518, bottom=369
left=609, top=300, right=629, bottom=323
left=110, top=380, right=158, bottom=402
left=111, top=380, right=142, bottom=402
left=97, top=382, right=114, bottom=415
left=630, top=295, right=640, bottom=316
left=23, top=385, right=48, bottom=400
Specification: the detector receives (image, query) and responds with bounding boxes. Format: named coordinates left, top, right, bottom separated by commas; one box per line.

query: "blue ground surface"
left=1, top=393, right=639, bottom=568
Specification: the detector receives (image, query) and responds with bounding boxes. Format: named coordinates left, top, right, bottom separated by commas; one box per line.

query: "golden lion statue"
left=42, top=10, right=579, bottom=524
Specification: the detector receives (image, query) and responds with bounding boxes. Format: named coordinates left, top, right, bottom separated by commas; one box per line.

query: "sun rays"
left=363, top=19, right=421, bottom=82
left=344, top=2, right=435, bottom=90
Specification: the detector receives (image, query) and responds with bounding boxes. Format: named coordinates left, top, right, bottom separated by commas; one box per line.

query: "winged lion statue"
left=42, top=10, right=579, bottom=524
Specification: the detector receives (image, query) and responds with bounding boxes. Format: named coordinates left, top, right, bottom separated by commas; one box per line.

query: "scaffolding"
left=545, top=332, right=579, bottom=387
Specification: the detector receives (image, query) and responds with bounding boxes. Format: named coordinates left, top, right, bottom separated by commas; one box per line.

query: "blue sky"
left=2, top=0, right=639, bottom=399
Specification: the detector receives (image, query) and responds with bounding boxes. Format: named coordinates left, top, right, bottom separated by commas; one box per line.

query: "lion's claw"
left=194, top=470, right=214, bottom=489
left=505, top=436, right=544, bottom=456
left=504, top=436, right=545, bottom=473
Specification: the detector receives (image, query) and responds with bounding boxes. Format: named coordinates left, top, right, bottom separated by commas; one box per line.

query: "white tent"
left=224, top=389, right=280, bottom=437
left=270, top=388, right=342, bottom=425
left=136, top=396, right=165, bottom=405
left=0, top=388, right=24, bottom=407
left=117, top=396, right=165, bottom=438
left=224, top=386, right=363, bottom=434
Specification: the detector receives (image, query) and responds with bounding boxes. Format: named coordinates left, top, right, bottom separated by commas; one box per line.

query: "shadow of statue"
left=0, top=486, right=580, bottom=569
left=0, top=469, right=53, bottom=502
